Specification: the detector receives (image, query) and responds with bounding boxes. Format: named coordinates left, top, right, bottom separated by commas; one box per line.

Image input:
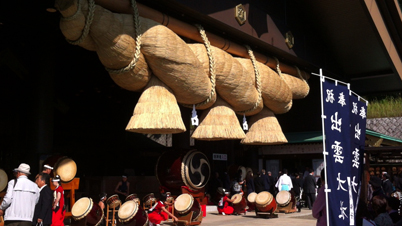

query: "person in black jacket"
left=254, top=172, right=265, bottom=193
left=382, top=173, right=394, bottom=197
left=303, top=169, right=316, bottom=210
left=261, top=169, right=270, bottom=192
left=33, top=173, right=53, bottom=226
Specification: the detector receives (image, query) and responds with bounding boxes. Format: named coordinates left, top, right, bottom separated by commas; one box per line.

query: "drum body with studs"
left=276, top=190, right=294, bottom=207
left=174, top=193, right=201, bottom=222
left=255, top=191, right=277, bottom=213
left=72, top=197, right=104, bottom=226
left=247, top=192, right=257, bottom=210
left=118, top=200, right=148, bottom=226
left=231, top=193, right=247, bottom=213
left=156, top=149, right=210, bottom=193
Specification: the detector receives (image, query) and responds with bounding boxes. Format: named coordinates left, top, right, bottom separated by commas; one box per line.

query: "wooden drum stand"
left=106, top=202, right=121, bottom=226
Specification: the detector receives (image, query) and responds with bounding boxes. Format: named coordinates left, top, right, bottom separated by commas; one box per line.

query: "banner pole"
left=318, top=68, right=330, bottom=226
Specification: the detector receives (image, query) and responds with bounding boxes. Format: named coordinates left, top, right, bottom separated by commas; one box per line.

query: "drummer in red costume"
left=51, top=175, right=65, bottom=226
left=217, top=189, right=236, bottom=215
left=148, top=196, right=178, bottom=226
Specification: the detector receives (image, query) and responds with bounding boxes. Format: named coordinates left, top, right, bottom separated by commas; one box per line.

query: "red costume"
left=148, top=201, right=168, bottom=224
left=51, top=186, right=65, bottom=226
left=217, top=196, right=234, bottom=215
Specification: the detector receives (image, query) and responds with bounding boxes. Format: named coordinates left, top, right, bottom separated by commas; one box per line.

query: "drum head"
left=255, top=191, right=273, bottom=206
left=181, top=150, right=210, bottom=191
left=54, top=157, right=77, bottom=183
left=0, top=169, right=8, bottom=192
left=118, top=201, right=138, bottom=221
left=72, top=197, right=93, bottom=219
left=276, top=191, right=290, bottom=205
left=232, top=194, right=242, bottom=204
left=247, top=192, right=257, bottom=203
left=174, top=194, right=194, bottom=213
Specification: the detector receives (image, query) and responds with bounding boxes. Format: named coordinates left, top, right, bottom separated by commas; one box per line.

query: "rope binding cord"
left=63, top=0, right=95, bottom=46
left=236, top=45, right=262, bottom=114
left=274, top=57, right=285, bottom=80
left=105, top=0, right=143, bottom=74
left=182, top=24, right=216, bottom=108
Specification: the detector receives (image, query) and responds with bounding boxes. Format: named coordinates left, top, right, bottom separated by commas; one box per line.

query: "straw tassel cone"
left=191, top=97, right=246, bottom=141
left=241, top=107, right=288, bottom=145
left=125, top=76, right=186, bottom=134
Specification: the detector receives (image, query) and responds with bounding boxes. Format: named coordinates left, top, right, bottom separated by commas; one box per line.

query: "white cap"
left=44, top=165, right=53, bottom=170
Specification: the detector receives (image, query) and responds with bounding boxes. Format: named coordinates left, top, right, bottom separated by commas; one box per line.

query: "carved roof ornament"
left=235, top=4, right=247, bottom=25
left=285, top=31, right=294, bottom=49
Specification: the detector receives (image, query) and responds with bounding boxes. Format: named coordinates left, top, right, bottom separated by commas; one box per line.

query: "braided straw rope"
left=105, top=0, right=142, bottom=74
left=236, top=45, right=262, bottom=114
left=274, top=57, right=285, bottom=80
left=182, top=24, right=216, bottom=108
left=64, top=0, right=95, bottom=45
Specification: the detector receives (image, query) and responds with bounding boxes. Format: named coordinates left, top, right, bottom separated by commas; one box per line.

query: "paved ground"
left=162, top=208, right=317, bottom=226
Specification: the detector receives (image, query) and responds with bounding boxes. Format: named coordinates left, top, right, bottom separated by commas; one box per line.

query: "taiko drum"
left=255, top=191, right=277, bottom=213
left=156, top=149, right=210, bottom=193
left=118, top=201, right=148, bottom=226
left=72, top=197, right=104, bottom=226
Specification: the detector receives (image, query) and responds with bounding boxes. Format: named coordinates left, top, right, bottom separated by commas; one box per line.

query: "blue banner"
left=349, top=94, right=367, bottom=216
left=322, top=78, right=352, bottom=226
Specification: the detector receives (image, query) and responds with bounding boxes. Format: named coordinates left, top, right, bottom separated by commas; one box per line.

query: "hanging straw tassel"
left=241, top=107, right=288, bottom=145
left=191, top=97, right=246, bottom=141
left=125, top=76, right=186, bottom=134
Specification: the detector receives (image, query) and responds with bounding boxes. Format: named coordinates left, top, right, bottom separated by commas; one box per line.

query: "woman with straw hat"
left=51, top=175, right=65, bottom=226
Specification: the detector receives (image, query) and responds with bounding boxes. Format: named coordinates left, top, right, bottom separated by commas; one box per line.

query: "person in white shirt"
left=0, top=163, right=40, bottom=226
left=275, top=169, right=293, bottom=192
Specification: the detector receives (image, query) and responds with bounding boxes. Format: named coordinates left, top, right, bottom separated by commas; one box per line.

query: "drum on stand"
left=227, top=165, right=246, bottom=181
left=43, top=155, right=77, bottom=183
left=255, top=191, right=277, bottom=213
left=0, top=169, right=8, bottom=192
left=126, top=194, right=141, bottom=205
left=174, top=193, right=201, bottom=222
left=247, top=192, right=257, bottom=211
left=276, top=190, right=294, bottom=207
left=106, top=194, right=122, bottom=209
left=156, top=149, right=210, bottom=193
left=72, top=197, right=104, bottom=226
left=231, top=193, right=247, bottom=214
left=142, top=193, right=156, bottom=210
left=118, top=200, right=148, bottom=226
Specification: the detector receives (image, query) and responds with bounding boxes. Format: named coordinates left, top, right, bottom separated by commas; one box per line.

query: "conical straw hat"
left=126, top=76, right=186, bottom=134
left=241, top=107, right=287, bottom=145
left=191, top=97, right=246, bottom=141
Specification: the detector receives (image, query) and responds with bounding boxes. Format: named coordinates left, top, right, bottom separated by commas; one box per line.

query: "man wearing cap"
left=42, top=165, right=53, bottom=175
left=0, top=163, right=40, bottom=226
